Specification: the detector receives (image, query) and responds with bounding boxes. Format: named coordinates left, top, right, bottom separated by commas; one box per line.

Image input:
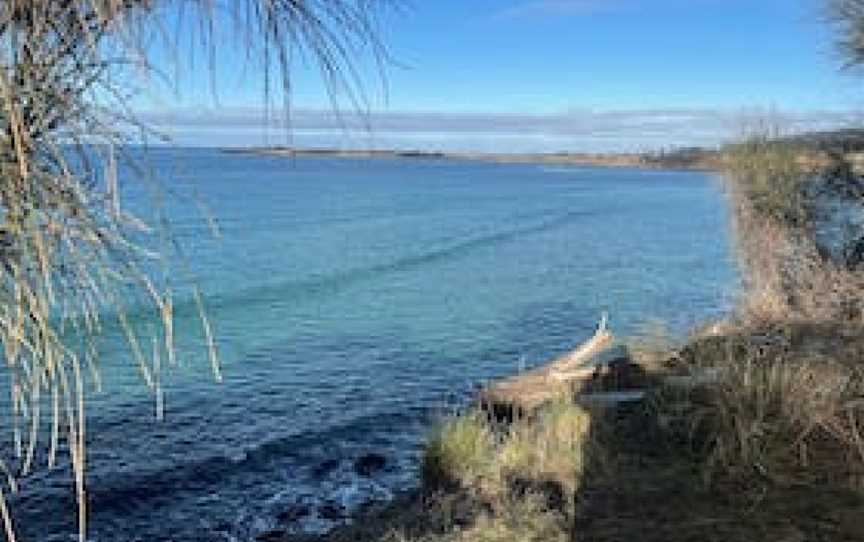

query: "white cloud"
left=137, top=107, right=863, bottom=153
left=497, top=0, right=627, bottom=19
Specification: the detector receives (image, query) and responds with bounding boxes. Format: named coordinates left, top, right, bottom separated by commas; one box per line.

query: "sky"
left=136, top=0, right=864, bottom=152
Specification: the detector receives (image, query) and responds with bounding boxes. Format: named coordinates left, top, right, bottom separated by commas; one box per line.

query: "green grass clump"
left=412, top=402, right=594, bottom=541
left=498, top=400, right=591, bottom=497
left=422, top=414, right=497, bottom=491
left=421, top=401, right=594, bottom=525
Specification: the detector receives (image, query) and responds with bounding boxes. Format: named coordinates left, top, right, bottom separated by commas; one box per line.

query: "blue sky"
left=138, top=0, right=864, bottom=151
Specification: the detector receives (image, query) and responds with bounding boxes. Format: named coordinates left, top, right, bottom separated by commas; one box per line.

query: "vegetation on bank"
left=227, top=145, right=723, bottom=170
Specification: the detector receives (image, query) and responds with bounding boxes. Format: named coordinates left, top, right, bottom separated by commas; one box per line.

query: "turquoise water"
left=13, top=149, right=738, bottom=541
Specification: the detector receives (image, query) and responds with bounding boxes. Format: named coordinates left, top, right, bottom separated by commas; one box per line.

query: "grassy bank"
left=305, top=330, right=864, bottom=542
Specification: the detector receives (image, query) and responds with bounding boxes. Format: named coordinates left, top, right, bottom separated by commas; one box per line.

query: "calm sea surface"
left=13, top=148, right=738, bottom=541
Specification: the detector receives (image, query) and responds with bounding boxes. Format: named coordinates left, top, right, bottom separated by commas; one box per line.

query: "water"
left=10, top=148, right=738, bottom=541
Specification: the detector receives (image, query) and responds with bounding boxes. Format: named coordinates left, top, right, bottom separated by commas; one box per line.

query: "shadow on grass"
left=285, top=334, right=864, bottom=542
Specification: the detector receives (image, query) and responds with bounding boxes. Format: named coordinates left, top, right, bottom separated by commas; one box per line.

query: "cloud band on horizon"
left=136, top=107, right=862, bottom=152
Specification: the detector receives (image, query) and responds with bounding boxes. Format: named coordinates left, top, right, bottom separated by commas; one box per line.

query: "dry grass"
left=422, top=414, right=497, bottom=492
left=424, top=401, right=593, bottom=500
left=636, top=126, right=864, bottom=521
left=497, top=400, right=591, bottom=498
left=729, top=201, right=864, bottom=323
left=721, top=129, right=864, bottom=323
left=624, top=319, right=680, bottom=372
left=661, top=322, right=864, bottom=490
left=723, top=136, right=811, bottom=226
left=414, top=401, right=594, bottom=542
left=604, top=123, right=864, bottom=535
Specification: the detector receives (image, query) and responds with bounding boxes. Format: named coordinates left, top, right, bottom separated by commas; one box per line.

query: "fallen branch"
left=480, top=314, right=618, bottom=414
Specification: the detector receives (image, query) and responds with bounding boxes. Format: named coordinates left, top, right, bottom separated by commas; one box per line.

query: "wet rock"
left=312, top=458, right=341, bottom=477
left=354, top=453, right=387, bottom=476
left=319, top=501, right=346, bottom=521
left=255, top=529, right=288, bottom=542
left=509, top=476, right=566, bottom=513
left=277, top=503, right=312, bottom=523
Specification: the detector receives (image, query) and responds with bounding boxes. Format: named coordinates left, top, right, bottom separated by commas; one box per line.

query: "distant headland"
left=221, top=146, right=723, bottom=171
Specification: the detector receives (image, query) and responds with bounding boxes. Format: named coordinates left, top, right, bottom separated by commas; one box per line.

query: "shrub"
left=723, top=137, right=811, bottom=227
left=422, top=414, right=497, bottom=491
left=722, top=132, right=864, bottom=322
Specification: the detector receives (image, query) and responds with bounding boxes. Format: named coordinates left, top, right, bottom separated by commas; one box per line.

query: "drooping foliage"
left=0, top=1, right=391, bottom=539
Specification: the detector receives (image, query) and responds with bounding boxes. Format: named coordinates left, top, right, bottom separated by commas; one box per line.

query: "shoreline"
left=221, top=147, right=722, bottom=171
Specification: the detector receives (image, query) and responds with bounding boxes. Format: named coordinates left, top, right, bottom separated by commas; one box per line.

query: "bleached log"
left=480, top=314, right=619, bottom=414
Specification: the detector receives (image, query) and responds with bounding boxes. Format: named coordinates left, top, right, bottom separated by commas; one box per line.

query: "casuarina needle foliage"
left=0, top=1, right=392, bottom=540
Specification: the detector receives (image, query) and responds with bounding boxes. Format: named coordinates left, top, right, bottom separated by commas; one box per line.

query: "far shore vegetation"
left=225, top=128, right=864, bottom=173
left=224, top=144, right=722, bottom=170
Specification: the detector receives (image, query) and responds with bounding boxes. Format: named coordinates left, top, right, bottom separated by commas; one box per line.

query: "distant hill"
left=225, top=146, right=723, bottom=171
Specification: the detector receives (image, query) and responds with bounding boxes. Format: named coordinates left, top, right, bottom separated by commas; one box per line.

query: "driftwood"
left=478, top=314, right=728, bottom=418
left=480, top=314, right=619, bottom=416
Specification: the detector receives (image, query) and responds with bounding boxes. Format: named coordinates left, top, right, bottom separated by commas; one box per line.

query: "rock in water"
left=319, top=501, right=346, bottom=521
left=354, top=453, right=387, bottom=476
left=312, top=458, right=341, bottom=478
left=277, top=503, right=312, bottom=524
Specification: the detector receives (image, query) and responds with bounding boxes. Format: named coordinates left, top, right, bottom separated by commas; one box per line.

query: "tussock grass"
left=660, top=322, right=864, bottom=490
left=723, top=136, right=811, bottom=227
left=643, top=124, right=864, bottom=511
left=423, top=414, right=496, bottom=491
left=424, top=402, right=593, bottom=501
left=728, top=200, right=864, bottom=323
left=497, top=400, right=591, bottom=497
left=415, top=401, right=594, bottom=542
